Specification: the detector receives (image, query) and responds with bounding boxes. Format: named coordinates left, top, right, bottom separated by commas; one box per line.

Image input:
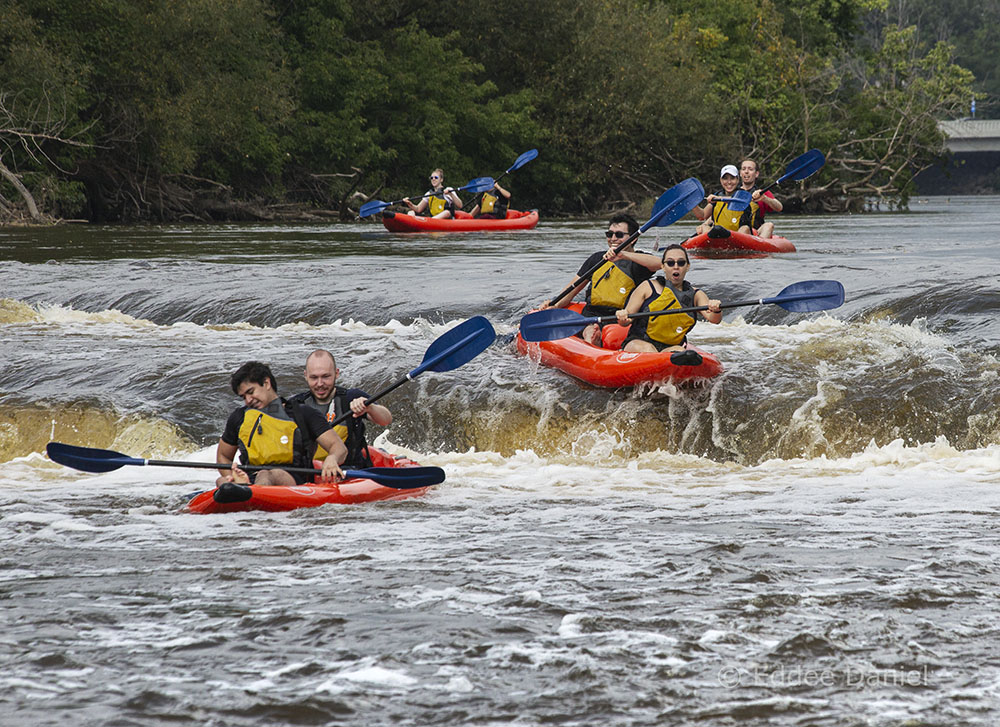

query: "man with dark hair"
left=288, top=349, right=393, bottom=468
left=215, top=361, right=347, bottom=486
left=541, top=213, right=661, bottom=347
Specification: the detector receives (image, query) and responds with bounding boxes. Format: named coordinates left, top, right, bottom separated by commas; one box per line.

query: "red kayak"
left=187, top=448, right=432, bottom=514
left=382, top=208, right=539, bottom=233
left=683, top=226, right=795, bottom=254
left=515, top=304, right=723, bottom=388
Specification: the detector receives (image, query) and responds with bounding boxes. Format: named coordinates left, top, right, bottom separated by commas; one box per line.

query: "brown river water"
left=2, top=196, right=999, bottom=725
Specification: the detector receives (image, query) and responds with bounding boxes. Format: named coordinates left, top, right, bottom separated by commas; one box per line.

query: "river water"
left=2, top=196, right=999, bottom=725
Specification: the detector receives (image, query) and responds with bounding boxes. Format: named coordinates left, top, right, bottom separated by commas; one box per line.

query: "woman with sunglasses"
left=404, top=169, right=464, bottom=218
left=542, top=213, right=662, bottom=347
left=615, top=244, right=722, bottom=353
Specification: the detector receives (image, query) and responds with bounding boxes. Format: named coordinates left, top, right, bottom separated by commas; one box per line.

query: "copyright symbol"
left=718, top=666, right=741, bottom=688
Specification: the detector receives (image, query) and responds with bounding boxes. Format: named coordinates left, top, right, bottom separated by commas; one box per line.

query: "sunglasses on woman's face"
left=430, top=175, right=441, bottom=180
left=605, top=230, right=628, bottom=239
left=663, top=258, right=688, bottom=267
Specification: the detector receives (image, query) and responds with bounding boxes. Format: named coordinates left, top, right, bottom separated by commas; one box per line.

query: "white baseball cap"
left=720, top=164, right=739, bottom=178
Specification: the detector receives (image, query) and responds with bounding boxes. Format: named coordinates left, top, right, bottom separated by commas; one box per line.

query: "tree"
left=0, top=0, right=983, bottom=222
left=0, top=2, right=93, bottom=222
left=817, top=24, right=975, bottom=208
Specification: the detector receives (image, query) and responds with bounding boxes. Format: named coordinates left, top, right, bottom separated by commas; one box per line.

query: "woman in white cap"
left=691, top=164, right=750, bottom=236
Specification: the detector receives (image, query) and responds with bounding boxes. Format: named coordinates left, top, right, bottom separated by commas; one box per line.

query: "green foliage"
left=830, top=24, right=975, bottom=204
left=538, top=1, right=722, bottom=207
left=90, top=0, right=293, bottom=190
left=275, top=4, right=541, bottom=210
left=0, top=0, right=985, bottom=221
left=877, top=0, right=1000, bottom=118
left=0, top=2, right=94, bottom=216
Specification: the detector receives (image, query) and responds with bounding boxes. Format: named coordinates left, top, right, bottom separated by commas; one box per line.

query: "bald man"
left=287, top=349, right=393, bottom=468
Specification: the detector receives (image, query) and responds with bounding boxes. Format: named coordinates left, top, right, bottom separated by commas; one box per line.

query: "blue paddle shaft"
left=762, top=149, right=826, bottom=193
left=327, top=316, right=496, bottom=428
left=520, top=280, right=845, bottom=342
left=360, top=177, right=495, bottom=217
left=46, top=442, right=443, bottom=488
left=547, top=178, right=705, bottom=306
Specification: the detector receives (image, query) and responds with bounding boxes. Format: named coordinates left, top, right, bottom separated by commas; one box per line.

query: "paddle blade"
left=411, top=316, right=496, bottom=377
left=724, top=189, right=753, bottom=212
left=344, top=466, right=445, bottom=489
left=359, top=199, right=391, bottom=218
left=766, top=280, right=845, bottom=312
left=777, top=149, right=826, bottom=184
left=507, top=149, right=538, bottom=173
left=519, top=308, right=590, bottom=342
left=644, top=178, right=706, bottom=231
left=47, top=442, right=144, bottom=473
left=461, top=177, right=496, bottom=194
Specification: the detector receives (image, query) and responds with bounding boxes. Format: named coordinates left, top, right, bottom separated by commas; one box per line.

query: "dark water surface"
left=2, top=197, right=1000, bottom=725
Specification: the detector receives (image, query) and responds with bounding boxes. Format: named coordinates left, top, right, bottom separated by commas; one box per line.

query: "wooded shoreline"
left=1, top=0, right=989, bottom=225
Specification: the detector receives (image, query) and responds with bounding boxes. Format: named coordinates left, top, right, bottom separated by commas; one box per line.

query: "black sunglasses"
left=663, top=258, right=688, bottom=267
left=605, top=230, right=628, bottom=239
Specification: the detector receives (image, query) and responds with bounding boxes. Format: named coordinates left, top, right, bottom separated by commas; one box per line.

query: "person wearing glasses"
left=690, top=164, right=751, bottom=236
left=404, top=168, right=464, bottom=218
left=615, top=244, right=722, bottom=353
left=541, top=213, right=662, bottom=347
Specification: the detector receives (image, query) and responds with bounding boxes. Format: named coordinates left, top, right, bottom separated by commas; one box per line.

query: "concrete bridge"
left=914, top=120, right=1000, bottom=193
left=939, top=119, right=1000, bottom=152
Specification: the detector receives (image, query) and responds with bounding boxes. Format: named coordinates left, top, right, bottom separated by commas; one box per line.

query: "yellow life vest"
left=313, top=415, right=349, bottom=460
left=644, top=283, right=696, bottom=346
left=427, top=192, right=447, bottom=216
left=480, top=192, right=497, bottom=214
left=306, top=392, right=364, bottom=462
left=747, top=199, right=761, bottom=230
left=712, top=200, right=743, bottom=231
left=588, top=261, right=639, bottom=309
left=748, top=188, right=776, bottom=229
left=237, top=409, right=299, bottom=466
left=479, top=191, right=508, bottom=216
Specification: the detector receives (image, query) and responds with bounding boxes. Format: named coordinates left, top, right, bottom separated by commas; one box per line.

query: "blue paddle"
left=713, top=189, right=753, bottom=212
left=520, top=280, right=845, bottom=342
left=761, top=149, right=826, bottom=193
left=359, top=177, right=496, bottom=218
left=45, top=442, right=445, bottom=489
left=468, top=149, right=538, bottom=216
left=499, top=148, right=538, bottom=180
left=545, top=177, right=705, bottom=307
left=328, top=315, right=496, bottom=427
left=708, top=151, right=825, bottom=224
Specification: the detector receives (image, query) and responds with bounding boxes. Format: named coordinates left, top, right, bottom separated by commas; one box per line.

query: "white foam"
left=444, top=675, right=475, bottom=692
left=558, top=613, right=585, bottom=638
left=699, top=629, right=729, bottom=644
left=334, top=666, right=418, bottom=687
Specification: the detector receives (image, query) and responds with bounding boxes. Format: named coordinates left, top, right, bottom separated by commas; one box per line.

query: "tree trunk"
left=0, top=159, right=41, bottom=222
